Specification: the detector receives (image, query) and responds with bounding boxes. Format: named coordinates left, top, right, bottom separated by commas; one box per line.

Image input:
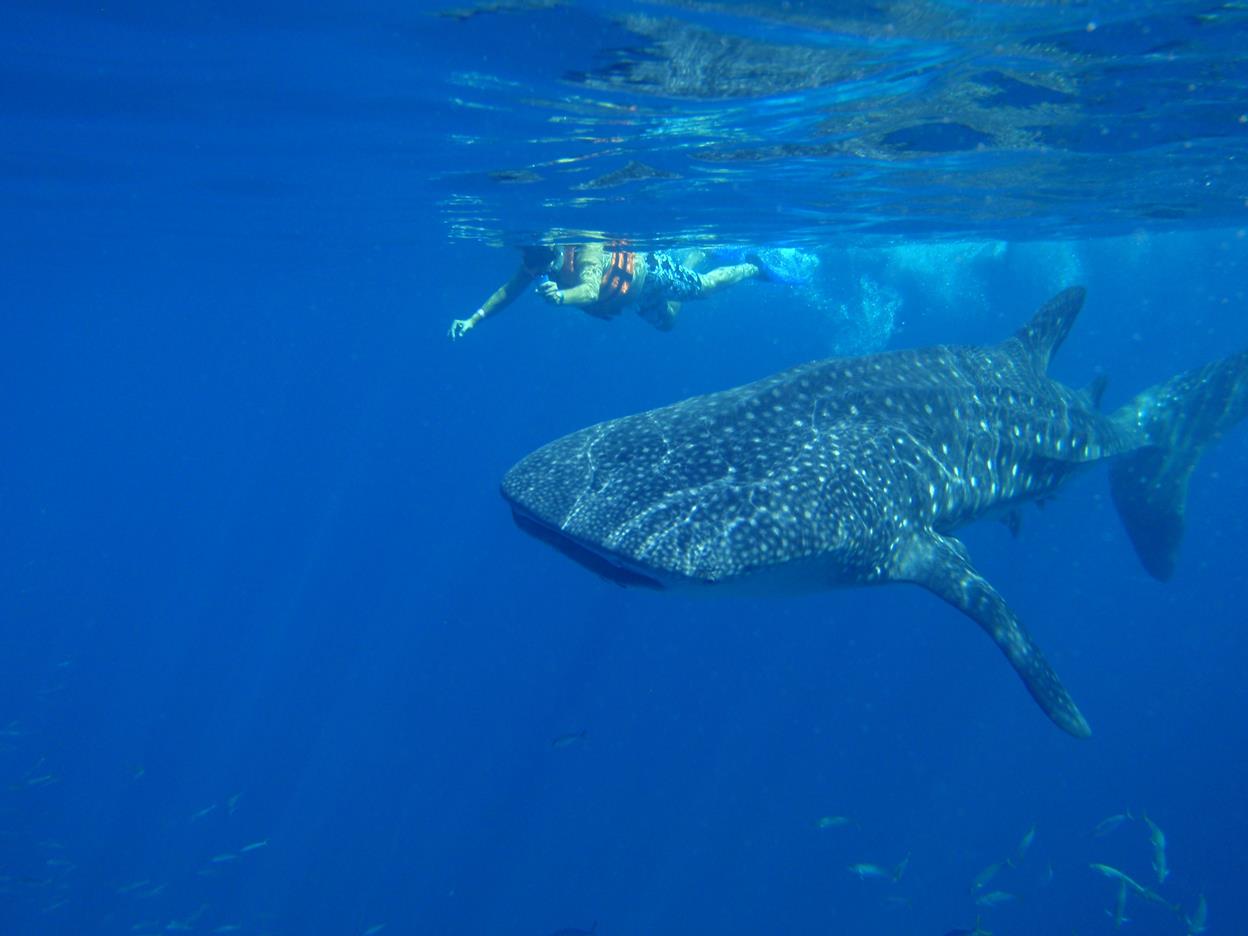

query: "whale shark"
left=501, top=288, right=1248, bottom=736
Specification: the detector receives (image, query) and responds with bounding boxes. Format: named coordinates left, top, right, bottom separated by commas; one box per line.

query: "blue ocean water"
left=2, top=3, right=1247, bottom=935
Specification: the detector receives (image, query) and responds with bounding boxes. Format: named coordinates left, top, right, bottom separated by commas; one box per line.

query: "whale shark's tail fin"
left=1111, top=349, right=1248, bottom=580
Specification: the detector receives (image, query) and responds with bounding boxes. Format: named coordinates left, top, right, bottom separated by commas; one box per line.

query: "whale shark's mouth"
left=508, top=508, right=665, bottom=590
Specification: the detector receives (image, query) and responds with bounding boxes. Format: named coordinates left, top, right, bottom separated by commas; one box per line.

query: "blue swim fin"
left=748, top=247, right=820, bottom=284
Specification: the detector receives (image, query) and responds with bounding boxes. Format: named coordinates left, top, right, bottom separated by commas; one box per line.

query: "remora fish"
left=501, top=288, right=1248, bottom=736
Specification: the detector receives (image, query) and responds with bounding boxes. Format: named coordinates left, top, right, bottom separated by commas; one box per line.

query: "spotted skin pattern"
left=502, top=288, right=1247, bottom=737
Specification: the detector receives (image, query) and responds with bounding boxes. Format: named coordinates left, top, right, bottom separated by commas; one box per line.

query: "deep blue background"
left=2, top=5, right=1247, bottom=936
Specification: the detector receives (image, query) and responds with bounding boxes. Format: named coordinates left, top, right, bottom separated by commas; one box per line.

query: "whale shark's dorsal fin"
left=1013, top=286, right=1087, bottom=372
left=891, top=529, right=1091, bottom=738
left=1082, top=373, right=1110, bottom=410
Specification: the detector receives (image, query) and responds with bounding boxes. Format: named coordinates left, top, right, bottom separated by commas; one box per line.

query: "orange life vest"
left=562, top=246, right=636, bottom=308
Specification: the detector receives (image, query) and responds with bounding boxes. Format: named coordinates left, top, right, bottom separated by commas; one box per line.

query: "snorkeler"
left=448, top=243, right=786, bottom=339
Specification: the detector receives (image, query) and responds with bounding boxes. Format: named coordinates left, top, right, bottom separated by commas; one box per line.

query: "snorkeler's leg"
left=697, top=262, right=761, bottom=295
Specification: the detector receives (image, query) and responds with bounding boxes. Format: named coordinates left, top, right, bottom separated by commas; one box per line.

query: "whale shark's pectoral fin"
left=892, top=531, right=1091, bottom=738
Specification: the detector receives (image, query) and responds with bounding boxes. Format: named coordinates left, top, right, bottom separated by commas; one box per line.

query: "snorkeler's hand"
left=536, top=280, right=564, bottom=305
left=448, top=316, right=477, bottom=340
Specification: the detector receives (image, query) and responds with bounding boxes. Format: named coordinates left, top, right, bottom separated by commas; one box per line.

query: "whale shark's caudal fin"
left=1012, top=286, right=1087, bottom=371
left=1111, top=348, right=1248, bottom=581
left=893, top=531, right=1091, bottom=738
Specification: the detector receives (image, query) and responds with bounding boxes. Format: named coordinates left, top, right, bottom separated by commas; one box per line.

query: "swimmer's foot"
left=746, top=248, right=820, bottom=285
left=744, top=251, right=772, bottom=281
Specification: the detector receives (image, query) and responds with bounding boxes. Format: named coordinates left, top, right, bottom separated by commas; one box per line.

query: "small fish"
left=848, top=862, right=891, bottom=880
left=1092, top=812, right=1133, bottom=837
left=1143, top=814, right=1169, bottom=884
left=1186, top=893, right=1208, bottom=935
left=240, top=839, right=268, bottom=853
left=970, top=861, right=1003, bottom=892
left=1140, top=885, right=1181, bottom=914
left=214, top=927, right=242, bottom=934
left=849, top=856, right=908, bottom=883
left=551, top=730, right=587, bottom=750
left=116, top=880, right=152, bottom=895
left=210, top=853, right=237, bottom=863
left=1105, top=880, right=1131, bottom=929
left=892, top=853, right=911, bottom=883
left=974, top=890, right=1016, bottom=908
left=26, top=774, right=59, bottom=787
left=1143, top=888, right=1178, bottom=913
left=363, top=925, right=387, bottom=936
left=815, top=815, right=851, bottom=830
left=1152, top=849, right=1169, bottom=885
left=190, top=804, right=217, bottom=822
left=226, top=792, right=242, bottom=814
left=1090, top=863, right=1145, bottom=893
left=1089, top=864, right=1176, bottom=911
left=1011, top=823, right=1037, bottom=866
left=943, top=918, right=992, bottom=936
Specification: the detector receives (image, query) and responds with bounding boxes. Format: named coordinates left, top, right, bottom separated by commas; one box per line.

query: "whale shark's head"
left=499, top=399, right=866, bottom=593
left=501, top=424, right=668, bottom=588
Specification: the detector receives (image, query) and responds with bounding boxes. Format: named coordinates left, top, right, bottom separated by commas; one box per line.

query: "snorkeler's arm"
left=543, top=244, right=604, bottom=307
left=478, top=266, right=538, bottom=320
left=450, top=266, right=536, bottom=339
